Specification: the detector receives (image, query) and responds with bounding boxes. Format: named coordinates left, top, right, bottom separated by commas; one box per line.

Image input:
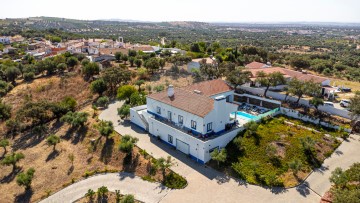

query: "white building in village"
left=130, top=79, right=244, bottom=164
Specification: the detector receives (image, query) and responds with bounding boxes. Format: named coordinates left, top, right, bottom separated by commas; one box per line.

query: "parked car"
left=340, top=99, right=351, bottom=107
left=324, top=102, right=334, bottom=107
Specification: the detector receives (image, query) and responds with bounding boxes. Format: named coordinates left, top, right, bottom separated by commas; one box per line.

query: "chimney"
left=167, top=85, right=174, bottom=97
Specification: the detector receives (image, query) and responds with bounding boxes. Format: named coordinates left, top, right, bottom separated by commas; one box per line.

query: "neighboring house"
left=244, top=62, right=331, bottom=89
left=3, top=47, right=17, bottom=54
left=0, top=36, right=11, bottom=44
left=88, top=47, right=99, bottom=55
left=245, top=61, right=272, bottom=69
left=187, top=57, right=215, bottom=71
left=93, top=54, right=115, bottom=62
left=131, top=79, right=241, bottom=163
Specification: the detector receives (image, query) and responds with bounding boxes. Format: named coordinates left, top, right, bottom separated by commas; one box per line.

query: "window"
left=156, top=106, right=161, bottom=114
left=168, top=135, right=173, bottom=144
left=191, top=120, right=197, bottom=130
left=207, top=122, right=213, bottom=132
left=167, top=111, right=172, bottom=121
left=178, top=115, right=183, bottom=124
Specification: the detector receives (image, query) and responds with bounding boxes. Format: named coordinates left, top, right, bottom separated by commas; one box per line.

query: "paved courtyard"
left=44, top=101, right=360, bottom=203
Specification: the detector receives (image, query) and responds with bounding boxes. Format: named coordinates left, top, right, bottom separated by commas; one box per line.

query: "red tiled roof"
left=245, top=62, right=267, bottom=69
left=247, top=67, right=329, bottom=84
left=183, top=79, right=233, bottom=96
left=148, top=88, right=214, bottom=117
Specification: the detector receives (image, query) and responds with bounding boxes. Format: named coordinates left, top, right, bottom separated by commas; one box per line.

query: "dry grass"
left=0, top=74, right=94, bottom=134
left=0, top=106, right=164, bottom=203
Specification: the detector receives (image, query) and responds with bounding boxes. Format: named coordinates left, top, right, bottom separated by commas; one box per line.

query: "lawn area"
left=218, top=116, right=343, bottom=187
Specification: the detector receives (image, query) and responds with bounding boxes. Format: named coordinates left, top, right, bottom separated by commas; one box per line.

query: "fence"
left=280, top=107, right=351, bottom=133
left=240, top=86, right=351, bottom=119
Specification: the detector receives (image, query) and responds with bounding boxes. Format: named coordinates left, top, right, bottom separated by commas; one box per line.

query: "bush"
left=164, top=172, right=187, bottom=189
left=121, top=194, right=135, bottom=203
left=96, top=96, right=109, bottom=108
left=23, top=72, right=35, bottom=81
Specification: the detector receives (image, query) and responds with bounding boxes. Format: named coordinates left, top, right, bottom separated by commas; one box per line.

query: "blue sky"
left=1, top=0, right=360, bottom=23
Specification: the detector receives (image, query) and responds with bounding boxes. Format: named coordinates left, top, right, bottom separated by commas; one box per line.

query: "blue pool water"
left=231, top=111, right=258, bottom=120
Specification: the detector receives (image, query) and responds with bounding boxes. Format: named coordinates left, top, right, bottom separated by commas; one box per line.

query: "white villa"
left=130, top=79, right=281, bottom=164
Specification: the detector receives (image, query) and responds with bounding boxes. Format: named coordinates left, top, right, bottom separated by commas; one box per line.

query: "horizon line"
left=1, top=16, right=360, bottom=25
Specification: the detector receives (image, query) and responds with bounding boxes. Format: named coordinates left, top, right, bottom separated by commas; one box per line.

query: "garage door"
left=176, top=139, right=190, bottom=155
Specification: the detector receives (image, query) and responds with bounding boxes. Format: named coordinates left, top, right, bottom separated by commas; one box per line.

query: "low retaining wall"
left=280, top=107, right=351, bottom=133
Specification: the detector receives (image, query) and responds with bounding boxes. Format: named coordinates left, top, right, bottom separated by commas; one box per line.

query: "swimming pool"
left=231, top=111, right=258, bottom=120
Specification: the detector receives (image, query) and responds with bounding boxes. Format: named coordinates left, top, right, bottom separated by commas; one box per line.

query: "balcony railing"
left=152, top=114, right=239, bottom=141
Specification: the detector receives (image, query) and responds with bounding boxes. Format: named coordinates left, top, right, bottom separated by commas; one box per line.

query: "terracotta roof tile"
left=248, top=67, right=329, bottom=83
left=245, top=62, right=268, bottom=69
left=183, top=79, right=233, bottom=96
left=148, top=88, right=214, bottom=117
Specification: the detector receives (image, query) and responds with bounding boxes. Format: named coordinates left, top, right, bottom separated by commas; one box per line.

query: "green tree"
left=98, top=120, right=114, bottom=139
left=82, top=62, right=100, bottom=80
left=57, top=63, right=67, bottom=74
left=115, top=52, right=123, bottom=62
left=121, top=54, right=128, bottom=64
left=117, top=85, right=137, bottom=103
left=210, top=148, right=227, bottom=167
left=4, top=66, right=20, bottom=85
left=226, top=68, right=251, bottom=89
left=0, top=100, right=11, bottom=121
left=288, top=159, right=302, bottom=177
left=85, top=189, right=95, bottom=201
left=134, top=59, right=142, bottom=68
left=118, top=104, right=131, bottom=119
left=90, top=79, right=107, bottom=96
left=128, top=49, right=137, bottom=57
left=309, top=97, right=324, bottom=112
left=60, top=112, right=89, bottom=128
left=130, top=92, right=146, bottom=107
left=1, top=152, right=25, bottom=171
left=102, top=67, right=131, bottom=94
left=0, top=139, right=10, bottom=154
left=16, top=168, right=35, bottom=190
left=288, top=78, right=306, bottom=103
left=256, top=71, right=286, bottom=97
left=97, top=186, right=109, bottom=202
left=134, top=80, right=145, bottom=92
left=118, top=134, right=138, bottom=154
left=96, top=96, right=109, bottom=108
left=129, top=57, right=135, bottom=67
left=154, top=156, right=173, bottom=181
left=46, top=134, right=61, bottom=151
left=66, top=56, right=79, bottom=69
left=159, top=58, right=166, bottom=71
left=290, top=57, right=310, bottom=70
left=121, top=194, right=135, bottom=203
left=144, top=58, right=160, bottom=73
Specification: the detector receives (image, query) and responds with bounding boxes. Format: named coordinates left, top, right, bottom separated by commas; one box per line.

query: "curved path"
left=39, top=172, right=170, bottom=203
left=43, top=101, right=360, bottom=203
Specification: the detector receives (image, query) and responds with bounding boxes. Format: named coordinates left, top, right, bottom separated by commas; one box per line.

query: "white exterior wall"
left=149, top=117, right=207, bottom=162
left=147, top=97, right=205, bottom=134
left=240, top=86, right=350, bottom=119
left=203, top=127, right=244, bottom=162
left=149, top=116, right=244, bottom=163
left=130, top=106, right=148, bottom=130
left=204, top=99, right=237, bottom=133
